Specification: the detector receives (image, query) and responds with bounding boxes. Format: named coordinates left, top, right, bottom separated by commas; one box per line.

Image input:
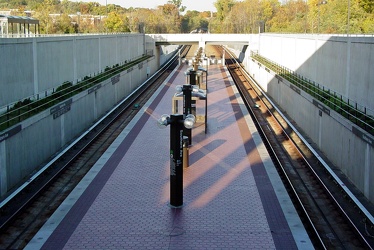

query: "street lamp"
left=77, top=12, right=81, bottom=33
left=316, top=0, right=327, bottom=34
left=105, top=0, right=108, bottom=34
left=304, top=0, right=308, bottom=33
left=157, top=114, right=195, bottom=207
left=347, top=0, right=351, bottom=36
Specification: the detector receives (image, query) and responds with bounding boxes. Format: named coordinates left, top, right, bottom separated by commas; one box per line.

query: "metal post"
left=169, top=114, right=184, bottom=207
left=178, top=49, right=181, bottom=66
left=189, top=72, right=197, bottom=117
left=182, top=85, right=192, bottom=145
left=189, top=71, right=196, bottom=85
left=183, top=136, right=189, bottom=169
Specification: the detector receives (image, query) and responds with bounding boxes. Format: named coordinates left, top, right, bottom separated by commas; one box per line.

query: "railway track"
left=2, top=43, right=373, bottom=249
left=222, top=46, right=374, bottom=249
left=0, top=45, right=191, bottom=249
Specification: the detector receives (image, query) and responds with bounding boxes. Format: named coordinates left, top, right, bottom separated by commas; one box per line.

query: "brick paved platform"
left=26, top=63, right=313, bottom=249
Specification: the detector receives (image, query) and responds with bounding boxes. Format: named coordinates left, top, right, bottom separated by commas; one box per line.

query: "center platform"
left=26, top=63, right=313, bottom=249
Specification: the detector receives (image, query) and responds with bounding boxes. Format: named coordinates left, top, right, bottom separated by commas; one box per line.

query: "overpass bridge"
left=148, top=33, right=252, bottom=47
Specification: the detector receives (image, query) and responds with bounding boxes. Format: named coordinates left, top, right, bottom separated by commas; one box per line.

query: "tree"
left=358, top=0, right=374, bottom=13
left=2, top=0, right=372, bottom=35
left=105, top=12, right=130, bottom=32
left=168, top=0, right=186, bottom=13
left=156, top=3, right=181, bottom=33
left=267, top=0, right=306, bottom=33
left=215, top=0, right=235, bottom=21
left=260, top=0, right=280, bottom=25
left=223, top=1, right=247, bottom=33
left=56, top=13, right=75, bottom=34
left=181, top=10, right=209, bottom=33
left=246, top=0, right=261, bottom=33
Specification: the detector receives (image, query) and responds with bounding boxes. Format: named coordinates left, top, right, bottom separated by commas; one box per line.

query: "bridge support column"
left=155, top=45, right=161, bottom=69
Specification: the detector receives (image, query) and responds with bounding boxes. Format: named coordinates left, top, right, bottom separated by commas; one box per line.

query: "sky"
left=83, top=0, right=217, bottom=12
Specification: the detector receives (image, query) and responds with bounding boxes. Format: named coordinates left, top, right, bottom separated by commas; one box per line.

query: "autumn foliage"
left=0, top=0, right=373, bottom=34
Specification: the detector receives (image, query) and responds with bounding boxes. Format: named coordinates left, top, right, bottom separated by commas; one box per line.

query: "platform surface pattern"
left=26, top=64, right=312, bottom=249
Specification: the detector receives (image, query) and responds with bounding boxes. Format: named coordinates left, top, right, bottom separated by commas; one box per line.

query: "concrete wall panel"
left=5, top=110, right=61, bottom=189
left=0, top=34, right=146, bottom=107
left=369, top=146, right=374, bottom=201
left=0, top=57, right=160, bottom=197
left=0, top=41, right=34, bottom=104
left=64, top=94, right=95, bottom=143
left=245, top=54, right=374, bottom=203
left=122, top=74, right=131, bottom=99
left=37, top=38, right=74, bottom=90
left=100, top=36, right=118, bottom=69
left=160, top=45, right=180, bottom=66
left=349, top=41, right=374, bottom=109
left=0, top=34, right=182, bottom=197
left=75, top=37, right=100, bottom=80
left=257, top=34, right=374, bottom=111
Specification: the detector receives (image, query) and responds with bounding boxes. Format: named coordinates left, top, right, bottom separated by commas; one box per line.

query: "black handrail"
left=251, top=51, right=374, bottom=136
left=0, top=55, right=151, bottom=132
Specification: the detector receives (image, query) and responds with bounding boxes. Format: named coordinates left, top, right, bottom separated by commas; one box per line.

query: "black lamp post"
left=182, top=85, right=192, bottom=145
left=158, top=114, right=195, bottom=207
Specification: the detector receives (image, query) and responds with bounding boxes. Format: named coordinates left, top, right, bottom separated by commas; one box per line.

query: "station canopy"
left=0, top=14, right=39, bottom=37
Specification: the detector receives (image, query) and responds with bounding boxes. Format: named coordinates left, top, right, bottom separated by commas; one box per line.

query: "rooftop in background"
left=0, top=14, right=39, bottom=37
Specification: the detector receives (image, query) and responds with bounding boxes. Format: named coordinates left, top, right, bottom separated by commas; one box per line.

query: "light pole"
left=158, top=114, right=195, bottom=207
left=304, top=0, right=308, bottom=33
left=105, top=0, right=108, bottom=34
left=347, top=0, right=351, bottom=36
left=77, top=12, right=81, bottom=33
left=316, top=0, right=327, bottom=34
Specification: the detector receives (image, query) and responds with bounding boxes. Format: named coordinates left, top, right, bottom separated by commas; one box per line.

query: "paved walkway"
left=26, top=63, right=313, bottom=249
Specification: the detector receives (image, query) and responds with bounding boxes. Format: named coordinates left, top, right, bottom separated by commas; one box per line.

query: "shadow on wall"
left=232, top=34, right=374, bottom=203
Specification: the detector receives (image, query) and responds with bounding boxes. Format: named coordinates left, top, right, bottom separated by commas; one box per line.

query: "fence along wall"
left=0, top=34, right=180, bottom=198
left=0, top=33, right=145, bottom=108
left=0, top=59, right=155, bottom=197
left=256, top=34, right=374, bottom=114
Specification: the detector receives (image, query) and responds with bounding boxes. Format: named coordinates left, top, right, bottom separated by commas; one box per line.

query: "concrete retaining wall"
left=246, top=34, right=374, bottom=114
left=228, top=35, right=374, bottom=203
left=0, top=34, right=179, bottom=197
left=0, top=57, right=155, bottom=197
left=0, top=34, right=146, bottom=108
left=251, top=59, right=374, bottom=203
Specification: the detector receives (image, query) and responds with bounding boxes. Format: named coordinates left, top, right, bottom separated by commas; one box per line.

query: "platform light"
left=157, top=114, right=195, bottom=130
left=192, top=85, right=206, bottom=99
left=184, top=114, right=196, bottom=129
left=156, top=114, right=195, bottom=207
left=175, top=85, right=183, bottom=94
left=157, top=114, right=169, bottom=128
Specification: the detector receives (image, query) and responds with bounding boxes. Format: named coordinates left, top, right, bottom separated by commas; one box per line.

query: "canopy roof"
left=0, top=15, right=39, bottom=25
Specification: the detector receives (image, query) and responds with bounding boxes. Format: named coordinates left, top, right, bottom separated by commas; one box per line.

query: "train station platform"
left=26, top=63, right=313, bottom=249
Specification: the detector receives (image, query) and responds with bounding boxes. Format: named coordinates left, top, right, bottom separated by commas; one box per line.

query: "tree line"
left=0, top=0, right=373, bottom=34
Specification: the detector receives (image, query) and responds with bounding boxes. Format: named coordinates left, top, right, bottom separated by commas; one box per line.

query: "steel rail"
left=224, top=46, right=373, bottom=249
left=233, top=49, right=374, bottom=228
left=223, top=54, right=327, bottom=249
left=0, top=47, right=185, bottom=231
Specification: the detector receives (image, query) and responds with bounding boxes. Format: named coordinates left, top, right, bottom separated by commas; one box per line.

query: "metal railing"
left=251, top=51, right=374, bottom=136
left=0, top=32, right=134, bottom=38
left=0, top=55, right=151, bottom=132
